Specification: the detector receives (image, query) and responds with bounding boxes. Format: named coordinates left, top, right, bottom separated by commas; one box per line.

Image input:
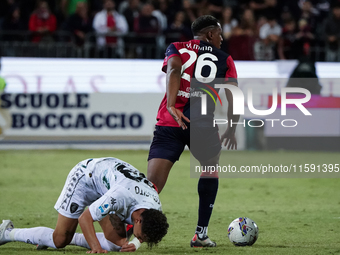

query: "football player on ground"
left=147, top=15, right=239, bottom=247
left=0, top=157, right=168, bottom=253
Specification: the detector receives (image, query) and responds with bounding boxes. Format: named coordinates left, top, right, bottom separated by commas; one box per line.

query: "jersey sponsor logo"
left=190, top=91, right=203, bottom=98
left=177, top=83, right=223, bottom=114
left=177, top=90, right=190, bottom=98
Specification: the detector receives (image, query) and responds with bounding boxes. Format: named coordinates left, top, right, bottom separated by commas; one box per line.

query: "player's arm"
left=221, top=55, right=239, bottom=150
left=120, top=238, right=140, bottom=252
left=80, top=190, right=121, bottom=253
left=220, top=82, right=240, bottom=150
left=166, top=56, right=190, bottom=129
left=78, top=209, right=108, bottom=253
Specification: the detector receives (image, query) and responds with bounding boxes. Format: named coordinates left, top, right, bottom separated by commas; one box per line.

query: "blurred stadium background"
left=1, top=0, right=340, bottom=61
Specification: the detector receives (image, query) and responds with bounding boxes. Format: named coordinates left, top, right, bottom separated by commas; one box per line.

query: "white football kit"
left=54, top=157, right=161, bottom=224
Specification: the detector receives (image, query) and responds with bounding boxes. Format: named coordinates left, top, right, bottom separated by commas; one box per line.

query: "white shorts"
left=54, top=160, right=100, bottom=219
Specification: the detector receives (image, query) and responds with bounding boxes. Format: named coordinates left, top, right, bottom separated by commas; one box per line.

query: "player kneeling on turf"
left=0, top=157, right=168, bottom=253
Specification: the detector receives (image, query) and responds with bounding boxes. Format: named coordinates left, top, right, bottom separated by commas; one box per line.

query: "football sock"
left=196, top=177, right=219, bottom=238
left=8, top=227, right=56, bottom=248
left=70, top=232, right=121, bottom=251
left=195, top=226, right=208, bottom=239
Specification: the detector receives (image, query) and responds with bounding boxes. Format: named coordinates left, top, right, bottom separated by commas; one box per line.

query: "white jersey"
left=54, top=157, right=161, bottom=224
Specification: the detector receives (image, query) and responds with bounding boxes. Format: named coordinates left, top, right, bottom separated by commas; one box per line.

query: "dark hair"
left=191, top=15, right=219, bottom=36
left=141, top=209, right=169, bottom=248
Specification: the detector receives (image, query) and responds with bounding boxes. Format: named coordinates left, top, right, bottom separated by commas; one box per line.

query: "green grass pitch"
left=0, top=150, right=340, bottom=255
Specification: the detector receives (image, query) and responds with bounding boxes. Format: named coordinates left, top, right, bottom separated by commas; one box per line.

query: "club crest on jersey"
left=70, top=202, right=79, bottom=213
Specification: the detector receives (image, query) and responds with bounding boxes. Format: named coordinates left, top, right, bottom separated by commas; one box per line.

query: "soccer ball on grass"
left=227, top=217, right=259, bottom=246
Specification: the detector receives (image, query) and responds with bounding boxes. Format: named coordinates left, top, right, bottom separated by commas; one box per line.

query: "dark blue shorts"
left=148, top=124, right=221, bottom=163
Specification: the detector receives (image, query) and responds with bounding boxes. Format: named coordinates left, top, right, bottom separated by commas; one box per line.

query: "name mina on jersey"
left=156, top=39, right=238, bottom=127
left=83, top=158, right=161, bottom=224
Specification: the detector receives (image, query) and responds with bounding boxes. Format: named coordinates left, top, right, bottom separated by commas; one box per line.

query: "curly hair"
left=191, top=15, right=220, bottom=36
left=141, top=209, right=169, bottom=248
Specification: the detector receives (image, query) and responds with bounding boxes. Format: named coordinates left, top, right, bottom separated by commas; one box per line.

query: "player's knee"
left=53, top=233, right=73, bottom=248
left=199, top=153, right=220, bottom=167
left=53, top=240, right=67, bottom=248
left=53, top=238, right=69, bottom=248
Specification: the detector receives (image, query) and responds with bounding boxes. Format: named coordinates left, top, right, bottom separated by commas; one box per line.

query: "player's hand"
left=120, top=243, right=137, bottom=252
left=221, top=128, right=237, bottom=150
left=86, top=249, right=108, bottom=253
left=167, top=106, right=190, bottom=130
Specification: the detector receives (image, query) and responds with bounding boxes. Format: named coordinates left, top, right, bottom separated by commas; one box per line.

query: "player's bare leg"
left=147, top=158, right=174, bottom=193
left=52, top=214, right=78, bottom=248
left=191, top=152, right=220, bottom=247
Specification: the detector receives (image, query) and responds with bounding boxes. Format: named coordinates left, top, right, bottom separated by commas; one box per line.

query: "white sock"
left=196, top=226, right=208, bottom=239
left=70, top=232, right=121, bottom=251
left=70, top=233, right=90, bottom=249
left=7, top=227, right=56, bottom=248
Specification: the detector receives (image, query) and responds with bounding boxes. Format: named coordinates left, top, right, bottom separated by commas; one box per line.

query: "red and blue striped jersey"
left=156, top=39, right=237, bottom=127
